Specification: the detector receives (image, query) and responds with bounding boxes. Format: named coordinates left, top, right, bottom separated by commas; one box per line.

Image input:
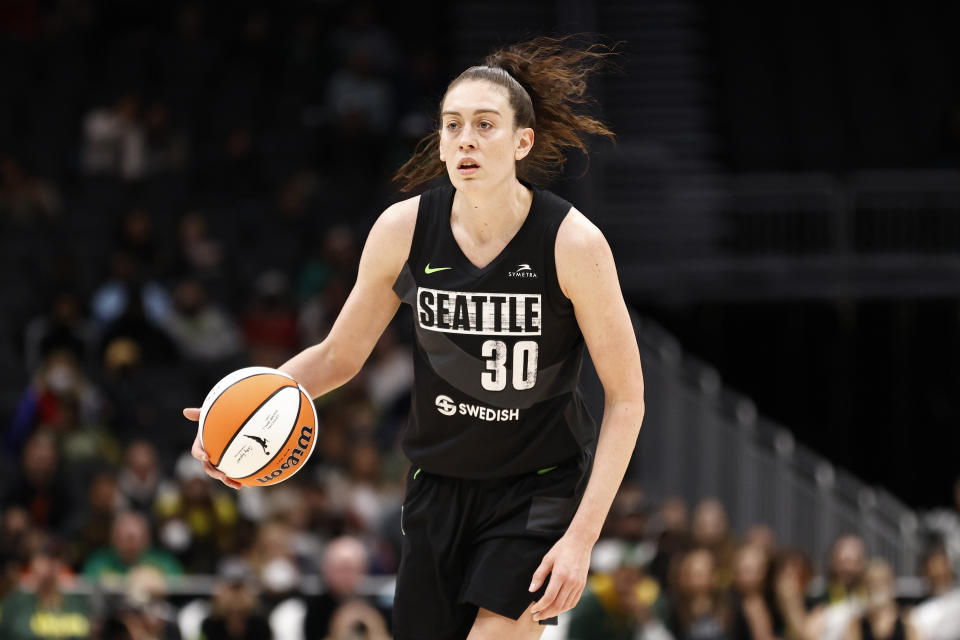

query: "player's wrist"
left=565, top=519, right=601, bottom=545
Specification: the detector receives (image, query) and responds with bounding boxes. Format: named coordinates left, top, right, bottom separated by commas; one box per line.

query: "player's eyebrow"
left=440, top=109, right=502, bottom=116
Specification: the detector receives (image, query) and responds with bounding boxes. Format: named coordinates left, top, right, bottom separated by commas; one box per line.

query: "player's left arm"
left=529, top=208, right=646, bottom=622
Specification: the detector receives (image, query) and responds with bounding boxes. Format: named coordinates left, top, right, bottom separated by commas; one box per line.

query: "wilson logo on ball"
left=256, top=425, right=314, bottom=484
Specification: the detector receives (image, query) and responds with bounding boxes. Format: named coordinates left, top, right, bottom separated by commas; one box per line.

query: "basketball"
left=198, top=367, right=318, bottom=487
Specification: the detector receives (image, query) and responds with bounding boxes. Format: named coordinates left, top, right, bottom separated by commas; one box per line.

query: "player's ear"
left=515, top=127, right=534, bottom=161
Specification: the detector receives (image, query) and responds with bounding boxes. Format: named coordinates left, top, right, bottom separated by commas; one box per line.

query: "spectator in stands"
left=322, top=42, right=394, bottom=177
left=324, top=599, right=392, bottom=640
left=201, top=567, right=272, bottom=640
left=0, top=540, right=91, bottom=640
left=691, top=499, right=737, bottom=590
left=923, top=476, right=960, bottom=571
left=364, top=323, right=413, bottom=438
left=649, top=497, right=692, bottom=588
left=98, top=565, right=182, bottom=640
left=114, top=207, right=166, bottom=280
left=843, top=559, right=917, bottom=640
left=567, top=545, right=672, bottom=640
left=8, top=348, right=103, bottom=454
left=343, top=439, right=398, bottom=535
left=91, top=252, right=177, bottom=365
left=0, top=155, right=61, bottom=225
left=244, top=171, right=321, bottom=281
left=241, top=270, right=298, bottom=367
left=330, top=4, right=397, bottom=74
left=298, top=226, right=359, bottom=347
left=667, top=548, right=730, bottom=640
left=153, top=454, right=238, bottom=573
left=743, top=524, right=778, bottom=558
left=771, top=549, right=814, bottom=640
left=0, top=507, right=31, bottom=601
left=248, top=484, right=325, bottom=576
left=162, top=278, right=243, bottom=366
left=116, top=440, right=172, bottom=516
left=304, top=536, right=390, bottom=639
left=1, top=430, right=75, bottom=536
left=67, top=470, right=127, bottom=568
left=91, top=251, right=171, bottom=329
left=919, top=544, right=956, bottom=598
left=909, top=545, right=960, bottom=640
left=804, top=535, right=869, bottom=640
left=175, top=211, right=224, bottom=283
left=142, top=103, right=189, bottom=176
left=80, top=93, right=145, bottom=181
left=729, top=543, right=779, bottom=640
left=82, top=511, right=182, bottom=581
left=816, top=534, right=869, bottom=606
left=23, top=290, right=96, bottom=373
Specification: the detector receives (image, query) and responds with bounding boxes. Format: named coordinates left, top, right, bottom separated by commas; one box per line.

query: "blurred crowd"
left=565, top=491, right=960, bottom=640
left=1, top=2, right=960, bottom=640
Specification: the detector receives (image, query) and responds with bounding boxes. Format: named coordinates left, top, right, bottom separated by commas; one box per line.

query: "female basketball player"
left=185, top=36, right=645, bottom=640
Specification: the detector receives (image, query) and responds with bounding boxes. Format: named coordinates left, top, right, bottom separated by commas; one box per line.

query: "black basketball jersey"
left=392, top=183, right=596, bottom=479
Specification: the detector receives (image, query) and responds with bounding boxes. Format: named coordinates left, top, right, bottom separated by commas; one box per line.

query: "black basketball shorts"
left=392, top=452, right=591, bottom=640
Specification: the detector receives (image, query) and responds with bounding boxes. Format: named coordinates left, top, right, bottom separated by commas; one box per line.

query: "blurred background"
left=1, top=1, right=959, bottom=639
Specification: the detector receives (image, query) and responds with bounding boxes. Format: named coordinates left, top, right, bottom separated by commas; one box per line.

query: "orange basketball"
left=198, top=367, right=318, bottom=487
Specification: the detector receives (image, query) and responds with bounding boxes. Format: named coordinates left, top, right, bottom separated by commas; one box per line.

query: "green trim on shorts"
left=414, top=467, right=422, bottom=479
left=536, top=466, right=558, bottom=475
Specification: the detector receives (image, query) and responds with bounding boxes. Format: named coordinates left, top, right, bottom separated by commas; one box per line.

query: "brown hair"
left=393, top=35, right=617, bottom=192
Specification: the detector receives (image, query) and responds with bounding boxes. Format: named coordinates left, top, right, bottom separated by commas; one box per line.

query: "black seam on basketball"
left=201, top=371, right=273, bottom=451
left=233, top=389, right=305, bottom=480
left=210, top=383, right=295, bottom=467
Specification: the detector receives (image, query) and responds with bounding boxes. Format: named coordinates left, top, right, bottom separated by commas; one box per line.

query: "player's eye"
left=445, top=121, right=459, bottom=131
left=478, top=121, right=492, bottom=130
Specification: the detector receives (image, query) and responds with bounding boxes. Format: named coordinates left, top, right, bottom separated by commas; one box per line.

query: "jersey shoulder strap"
left=408, top=183, right=455, bottom=265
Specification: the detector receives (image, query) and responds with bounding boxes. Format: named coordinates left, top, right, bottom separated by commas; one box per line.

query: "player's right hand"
left=184, top=407, right=243, bottom=490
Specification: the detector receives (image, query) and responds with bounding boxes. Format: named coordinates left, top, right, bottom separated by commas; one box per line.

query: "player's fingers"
left=561, top=583, right=583, bottom=613
left=183, top=407, right=201, bottom=421
left=528, top=555, right=554, bottom=592
left=191, top=431, right=207, bottom=462
left=537, top=582, right=574, bottom=620
left=200, top=458, right=241, bottom=490
left=570, top=583, right=586, bottom=610
left=531, top=574, right=563, bottom=620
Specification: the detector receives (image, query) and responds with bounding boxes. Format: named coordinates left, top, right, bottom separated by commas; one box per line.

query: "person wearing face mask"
left=185, top=35, right=645, bottom=640
left=7, top=349, right=103, bottom=456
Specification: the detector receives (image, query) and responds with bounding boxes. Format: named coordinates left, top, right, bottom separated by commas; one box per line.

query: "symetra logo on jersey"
left=417, top=287, right=541, bottom=336
left=434, top=394, right=520, bottom=422
left=507, top=263, right=537, bottom=278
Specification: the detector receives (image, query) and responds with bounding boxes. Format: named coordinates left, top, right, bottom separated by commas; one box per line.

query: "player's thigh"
left=466, top=602, right=544, bottom=640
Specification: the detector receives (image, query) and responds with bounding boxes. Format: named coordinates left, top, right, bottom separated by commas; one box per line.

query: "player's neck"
left=451, top=178, right=533, bottom=245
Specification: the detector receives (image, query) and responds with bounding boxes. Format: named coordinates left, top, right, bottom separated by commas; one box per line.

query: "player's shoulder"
left=361, top=195, right=420, bottom=275
left=377, top=194, right=420, bottom=233
left=554, top=206, right=615, bottom=299
left=555, top=205, right=607, bottom=257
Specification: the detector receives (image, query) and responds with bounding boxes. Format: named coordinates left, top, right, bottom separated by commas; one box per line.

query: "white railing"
left=625, top=313, right=922, bottom=575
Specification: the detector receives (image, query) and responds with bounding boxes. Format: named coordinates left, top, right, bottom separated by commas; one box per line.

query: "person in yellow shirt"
left=0, top=543, right=91, bottom=640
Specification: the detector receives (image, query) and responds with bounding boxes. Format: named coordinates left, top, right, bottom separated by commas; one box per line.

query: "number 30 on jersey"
left=481, top=340, right=538, bottom=391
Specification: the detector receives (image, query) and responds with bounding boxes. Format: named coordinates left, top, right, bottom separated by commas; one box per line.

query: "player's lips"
left=457, top=158, right=480, bottom=175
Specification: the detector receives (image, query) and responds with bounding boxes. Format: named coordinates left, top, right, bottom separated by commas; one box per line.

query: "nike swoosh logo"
left=425, top=263, right=452, bottom=274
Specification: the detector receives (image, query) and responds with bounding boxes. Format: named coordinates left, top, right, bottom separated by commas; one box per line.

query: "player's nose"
left=457, top=127, right=477, bottom=150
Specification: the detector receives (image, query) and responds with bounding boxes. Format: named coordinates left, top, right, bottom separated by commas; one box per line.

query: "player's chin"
left=447, top=169, right=482, bottom=187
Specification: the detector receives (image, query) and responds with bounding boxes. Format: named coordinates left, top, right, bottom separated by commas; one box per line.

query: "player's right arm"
left=185, top=196, right=420, bottom=488
left=275, top=196, right=419, bottom=395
